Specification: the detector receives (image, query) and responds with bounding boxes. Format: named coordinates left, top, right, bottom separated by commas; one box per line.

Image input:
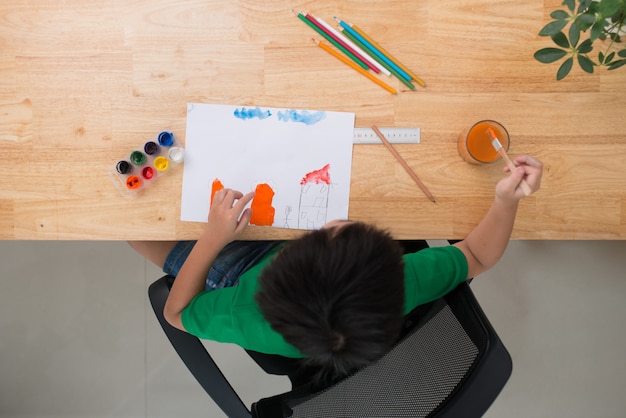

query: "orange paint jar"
left=458, top=120, right=510, bottom=164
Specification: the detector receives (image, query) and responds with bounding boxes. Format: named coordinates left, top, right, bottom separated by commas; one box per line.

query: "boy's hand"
left=496, top=155, right=543, bottom=204
left=203, top=188, right=255, bottom=246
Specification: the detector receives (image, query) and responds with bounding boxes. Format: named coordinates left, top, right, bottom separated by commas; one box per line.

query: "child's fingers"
left=513, top=155, right=543, bottom=169
left=233, top=191, right=255, bottom=212
left=504, top=155, right=543, bottom=193
left=213, top=189, right=245, bottom=208
left=236, top=208, right=253, bottom=234
left=507, top=166, right=526, bottom=192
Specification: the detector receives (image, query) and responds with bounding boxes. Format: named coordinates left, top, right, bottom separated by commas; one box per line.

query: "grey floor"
left=0, top=240, right=625, bottom=418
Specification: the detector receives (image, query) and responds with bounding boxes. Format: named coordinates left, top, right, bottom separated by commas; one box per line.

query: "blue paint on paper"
left=234, top=107, right=272, bottom=120
left=277, top=110, right=326, bottom=125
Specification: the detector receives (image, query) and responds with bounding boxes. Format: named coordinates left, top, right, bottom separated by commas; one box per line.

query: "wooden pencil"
left=295, top=12, right=369, bottom=70
left=340, top=27, right=415, bottom=91
left=308, top=14, right=381, bottom=74
left=309, top=14, right=390, bottom=76
left=351, top=23, right=426, bottom=87
left=314, top=39, right=397, bottom=94
left=372, top=125, right=436, bottom=203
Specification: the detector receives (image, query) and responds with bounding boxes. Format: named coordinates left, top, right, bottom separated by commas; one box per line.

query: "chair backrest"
left=149, top=242, right=512, bottom=418
left=251, top=282, right=512, bottom=418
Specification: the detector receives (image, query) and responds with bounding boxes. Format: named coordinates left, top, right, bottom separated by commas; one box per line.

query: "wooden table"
left=1, top=1, right=625, bottom=240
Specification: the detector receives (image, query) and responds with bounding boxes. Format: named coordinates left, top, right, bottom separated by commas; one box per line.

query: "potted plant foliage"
left=534, top=0, right=626, bottom=80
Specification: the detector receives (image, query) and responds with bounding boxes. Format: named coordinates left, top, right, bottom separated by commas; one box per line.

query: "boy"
left=129, top=155, right=543, bottom=383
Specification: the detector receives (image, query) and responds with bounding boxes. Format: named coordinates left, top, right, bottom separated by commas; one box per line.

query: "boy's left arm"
left=454, top=155, right=543, bottom=279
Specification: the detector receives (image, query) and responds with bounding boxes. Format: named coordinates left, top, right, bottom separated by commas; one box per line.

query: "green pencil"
left=341, top=28, right=415, bottom=90
left=296, top=13, right=369, bottom=71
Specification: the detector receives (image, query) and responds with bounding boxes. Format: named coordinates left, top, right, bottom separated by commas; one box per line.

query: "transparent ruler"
left=353, top=127, right=420, bottom=144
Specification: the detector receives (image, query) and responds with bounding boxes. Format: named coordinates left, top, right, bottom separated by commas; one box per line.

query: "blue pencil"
left=338, top=20, right=412, bottom=82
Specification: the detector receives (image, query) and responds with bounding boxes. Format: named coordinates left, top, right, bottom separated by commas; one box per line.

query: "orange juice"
left=458, top=120, right=510, bottom=164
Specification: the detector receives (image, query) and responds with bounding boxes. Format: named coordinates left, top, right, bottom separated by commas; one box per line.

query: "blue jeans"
left=163, top=240, right=282, bottom=290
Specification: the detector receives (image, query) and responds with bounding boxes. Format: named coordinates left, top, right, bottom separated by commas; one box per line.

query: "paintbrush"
left=486, top=128, right=532, bottom=196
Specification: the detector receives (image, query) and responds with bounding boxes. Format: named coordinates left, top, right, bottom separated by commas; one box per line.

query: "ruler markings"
left=353, top=127, right=420, bottom=144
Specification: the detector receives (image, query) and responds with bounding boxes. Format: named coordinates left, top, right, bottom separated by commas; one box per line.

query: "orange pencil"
left=351, top=24, right=426, bottom=87
left=372, top=125, right=436, bottom=203
left=313, top=39, right=397, bottom=94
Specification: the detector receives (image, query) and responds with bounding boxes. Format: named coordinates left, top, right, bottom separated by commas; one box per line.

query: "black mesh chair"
left=148, top=241, right=512, bottom=417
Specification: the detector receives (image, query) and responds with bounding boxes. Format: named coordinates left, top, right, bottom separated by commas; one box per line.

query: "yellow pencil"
left=313, top=39, right=397, bottom=95
left=351, top=24, right=426, bottom=87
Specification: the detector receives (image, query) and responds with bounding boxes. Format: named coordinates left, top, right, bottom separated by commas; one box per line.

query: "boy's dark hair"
left=255, top=222, right=405, bottom=385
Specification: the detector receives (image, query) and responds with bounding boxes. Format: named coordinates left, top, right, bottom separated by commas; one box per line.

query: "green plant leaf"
left=569, top=21, right=581, bottom=47
left=539, top=19, right=569, bottom=36
left=576, top=12, right=597, bottom=31
left=562, top=0, right=575, bottom=12
left=577, top=0, right=593, bottom=14
left=552, top=31, right=570, bottom=48
left=550, top=10, right=570, bottom=20
left=534, top=47, right=569, bottom=63
left=578, top=38, right=594, bottom=53
left=619, top=49, right=626, bottom=58
left=608, top=59, right=626, bottom=70
left=599, top=0, right=621, bottom=17
left=609, top=9, right=624, bottom=22
left=605, top=51, right=615, bottom=63
left=590, top=20, right=608, bottom=41
left=577, top=54, right=595, bottom=72
left=557, top=57, right=574, bottom=79
left=587, top=1, right=600, bottom=14
left=599, top=51, right=605, bottom=63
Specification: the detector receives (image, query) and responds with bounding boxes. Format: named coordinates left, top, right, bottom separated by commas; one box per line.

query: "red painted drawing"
left=300, top=163, right=331, bottom=185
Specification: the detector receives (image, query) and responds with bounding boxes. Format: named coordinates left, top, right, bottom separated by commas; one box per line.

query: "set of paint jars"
left=110, top=131, right=184, bottom=196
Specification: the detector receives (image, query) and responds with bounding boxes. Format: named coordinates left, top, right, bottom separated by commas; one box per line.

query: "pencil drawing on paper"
left=298, top=164, right=331, bottom=229
left=208, top=165, right=332, bottom=230
left=282, top=206, right=293, bottom=228
left=181, top=103, right=354, bottom=228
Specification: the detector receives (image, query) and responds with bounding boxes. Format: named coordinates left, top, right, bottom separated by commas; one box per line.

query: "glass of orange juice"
left=458, top=120, right=510, bottom=164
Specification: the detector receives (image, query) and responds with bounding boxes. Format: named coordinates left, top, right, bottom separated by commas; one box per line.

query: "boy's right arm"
left=453, top=155, right=543, bottom=279
left=164, top=189, right=254, bottom=331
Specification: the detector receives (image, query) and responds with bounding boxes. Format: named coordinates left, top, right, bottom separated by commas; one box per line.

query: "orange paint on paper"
left=210, top=179, right=224, bottom=207
left=300, top=163, right=331, bottom=185
left=250, top=183, right=275, bottom=226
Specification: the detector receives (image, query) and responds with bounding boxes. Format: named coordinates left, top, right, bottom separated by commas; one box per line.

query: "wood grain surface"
left=1, top=0, right=625, bottom=240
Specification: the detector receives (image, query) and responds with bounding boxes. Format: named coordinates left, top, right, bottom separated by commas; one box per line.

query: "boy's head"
left=255, top=221, right=405, bottom=384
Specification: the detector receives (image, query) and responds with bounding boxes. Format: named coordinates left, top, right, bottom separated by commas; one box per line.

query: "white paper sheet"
left=181, top=103, right=355, bottom=229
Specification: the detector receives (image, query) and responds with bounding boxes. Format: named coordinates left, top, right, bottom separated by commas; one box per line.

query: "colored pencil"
left=314, top=39, right=397, bottom=94
left=310, top=14, right=390, bottom=76
left=338, top=20, right=412, bottom=82
left=351, top=23, right=426, bottom=87
left=339, top=27, right=415, bottom=91
left=372, top=125, right=436, bottom=203
left=296, top=12, right=369, bottom=70
left=308, top=13, right=379, bottom=74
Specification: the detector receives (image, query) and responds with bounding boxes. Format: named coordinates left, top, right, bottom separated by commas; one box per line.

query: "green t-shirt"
left=182, top=245, right=468, bottom=358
